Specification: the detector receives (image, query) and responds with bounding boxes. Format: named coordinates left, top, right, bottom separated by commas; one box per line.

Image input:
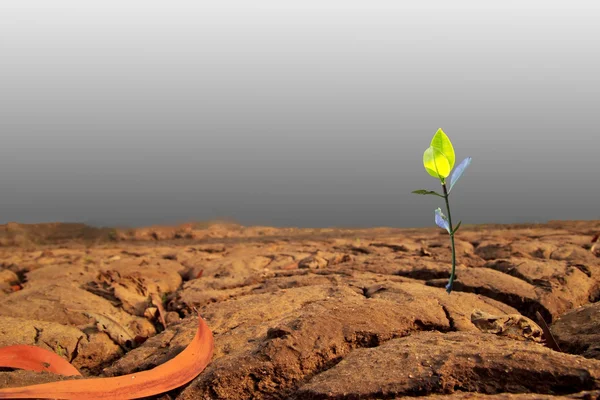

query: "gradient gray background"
left=1, top=1, right=598, bottom=228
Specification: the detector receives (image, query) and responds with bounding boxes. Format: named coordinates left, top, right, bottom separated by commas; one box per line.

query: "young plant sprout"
left=412, top=128, right=472, bottom=294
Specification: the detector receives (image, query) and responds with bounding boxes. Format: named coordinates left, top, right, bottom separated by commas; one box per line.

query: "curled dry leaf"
left=0, top=344, right=82, bottom=376
left=0, top=313, right=214, bottom=400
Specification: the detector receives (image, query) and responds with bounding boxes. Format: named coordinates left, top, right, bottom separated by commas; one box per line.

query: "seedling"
left=412, top=128, right=472, bottom=294
left=55, top=343, right=65, bottom=358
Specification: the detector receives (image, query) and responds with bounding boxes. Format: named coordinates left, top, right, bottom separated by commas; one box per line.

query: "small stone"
left=298, top=255, right=328, bottom=269
left=0, top=269, right=18, bottom=285
left=165, top=311, right=181, bottom=325
left=144, top=307, right=158, bottom=319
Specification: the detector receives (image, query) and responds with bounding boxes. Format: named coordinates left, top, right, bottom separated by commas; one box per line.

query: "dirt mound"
left=0, top=220, right=599, bottom=398
left=0, top=222, right=114, bottom=246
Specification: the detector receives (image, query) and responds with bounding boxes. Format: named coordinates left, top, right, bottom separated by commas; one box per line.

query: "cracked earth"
left=1, top=220, right=600, bottom=399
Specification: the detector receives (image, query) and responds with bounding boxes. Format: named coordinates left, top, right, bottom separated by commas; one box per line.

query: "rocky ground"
left=0, top=220, right=599, bottom=399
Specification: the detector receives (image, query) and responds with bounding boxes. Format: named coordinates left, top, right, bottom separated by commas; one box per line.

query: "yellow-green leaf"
left=430, top=128, right=455, bottom=171
left=423, top=146, right=451, bottom=179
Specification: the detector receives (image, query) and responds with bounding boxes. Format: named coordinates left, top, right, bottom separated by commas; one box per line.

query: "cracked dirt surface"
left=0, top=220, right=599, bottom=399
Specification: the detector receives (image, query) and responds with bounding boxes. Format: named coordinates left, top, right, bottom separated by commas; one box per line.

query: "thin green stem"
left=442, top=183, right=456, bottom=293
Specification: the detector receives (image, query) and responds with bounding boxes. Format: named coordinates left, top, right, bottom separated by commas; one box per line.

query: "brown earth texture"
left=1, top=220, right=600, bottom=399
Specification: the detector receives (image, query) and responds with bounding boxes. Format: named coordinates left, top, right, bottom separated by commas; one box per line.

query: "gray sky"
left=1, top=1, right=599, bottom=228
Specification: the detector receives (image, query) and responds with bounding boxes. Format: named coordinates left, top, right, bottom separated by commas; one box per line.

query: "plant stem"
left=442, top=183, right=456, bottom=293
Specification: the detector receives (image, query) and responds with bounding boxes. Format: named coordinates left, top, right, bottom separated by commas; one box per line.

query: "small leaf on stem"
left=412, top=189, right=444, bottom=198
left=434, top=208, right=450, bottom=233
left=451, top=221, right=462, bottom=234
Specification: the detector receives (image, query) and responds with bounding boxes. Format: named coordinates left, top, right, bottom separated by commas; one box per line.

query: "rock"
left=551, top=302, right=600, bottom=360
left=91, top=259, right=184, bottom=316
left=484, top=258, right=600, bottom=321
left=471, top=309, right=543, bottom=343
left=0, top=316, right=122, bottom=374
left=144, top=307, right=158, bottom=319
left=0, top=269, right=18, bottom=285
left=0, top=284, right=155, bottom=341
left=165, top=311, right=181, bottom=325
left=295, top=331, right=600, bottom=398
left=298, top=255, right=329, bottom=269
left=24, top=263, right=96, bottom=289
left=475, top=241, right=513, bottom=260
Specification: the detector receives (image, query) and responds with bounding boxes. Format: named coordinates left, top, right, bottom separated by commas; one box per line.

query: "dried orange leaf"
left=0, top=344, right=82, bottom=376
left=0, top=313, right=214, bottom=399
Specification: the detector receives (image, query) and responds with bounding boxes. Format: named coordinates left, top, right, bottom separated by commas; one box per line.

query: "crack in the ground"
left=437, top=282, right=554, bottom=323
left=440, top=304, right=455, bottom=331
left=468, top=366, right=598, bottom=396
left=33, top=326, right=42, bottom=344
left=395, top=268, right=450, bottom=281
left=361, top=284, right=386, bottom=298
left=281, top=331, right=413, bottom=400
left=483, top=260, right=533, bottom=283
left=570, top=263, right=593, bottom=278
left=82, top=284, right=122, bottom=307
left=288, top=351, right=599, bottom=400
left=369, top=243, right=410, bottom=252
left=391, top=262, right=560, bottom=323
left=189, top=293, right=454, bottom=400
left=70, top=335, right=84, bottom=363
left=253, top=299, right=454, bottom=399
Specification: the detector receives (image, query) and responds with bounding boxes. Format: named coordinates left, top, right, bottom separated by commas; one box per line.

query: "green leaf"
left=451, top=220, right=462, bottom=235
left=430, top=128, right=455, bottom=172
left=412, top=189, right=444, bottom=198
left=423, top=146, right=451, bottom=179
